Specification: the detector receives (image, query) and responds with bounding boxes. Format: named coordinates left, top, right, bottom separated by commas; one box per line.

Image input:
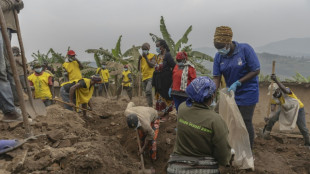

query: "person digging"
left=27, top=62, right=53, bottom=106
left=60, top=75, right=101, bottom=117
left=261, top=74, right=310, bottom=148
left=125, top=102, right=160, bottom=162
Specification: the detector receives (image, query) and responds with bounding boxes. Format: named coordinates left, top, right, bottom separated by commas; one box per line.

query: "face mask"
left=124, top=68, right=128, bottom=71
left=68, top=58, right=74, bottom=62
left=156, top=47, right=161, bottom=54
left=34, top=67, right=43, bottom=73
left=217, top=45, right=230, bottom=55
left=177, top=62, right=184, bottom=66
left=135, top=120, right=141, bottom=130
left=273, top=91, right=282, bottom=98
left=102, top=65, right=106, bottom=69
left=142, top=50, right=149, bottom=55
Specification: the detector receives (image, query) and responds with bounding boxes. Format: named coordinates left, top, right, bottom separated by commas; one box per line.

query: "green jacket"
left=173, top=102, right=231, bottom=166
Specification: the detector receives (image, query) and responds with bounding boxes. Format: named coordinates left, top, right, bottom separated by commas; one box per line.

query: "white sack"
left=219, top=88, right=254, bottom=170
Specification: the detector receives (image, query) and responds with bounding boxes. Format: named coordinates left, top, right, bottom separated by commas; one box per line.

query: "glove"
left=168, top=88, right=172, bottom=97
left=228, top=81, right=241, bottom=92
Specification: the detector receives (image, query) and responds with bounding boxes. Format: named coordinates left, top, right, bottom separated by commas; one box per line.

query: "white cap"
left=267, top=83, right=279, bottom=95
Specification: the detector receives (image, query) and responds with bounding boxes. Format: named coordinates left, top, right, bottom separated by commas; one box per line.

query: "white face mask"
left=34, top=67, right=43, bottom=73
left=135, top=120, right=141, bottom=130
left=142, top=50, right=149, bottom=55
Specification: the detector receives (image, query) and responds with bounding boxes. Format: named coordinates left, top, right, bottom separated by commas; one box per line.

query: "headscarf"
left=185, top=76, right=216, bottom=107
left=176, top=51, right=188, bottom=60
left=214, top=26, right=233, bottom=44
left=142, top=43, right=150, bottom=50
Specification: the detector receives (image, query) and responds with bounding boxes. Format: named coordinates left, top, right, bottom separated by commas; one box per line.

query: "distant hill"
left=193, top=47, right=310, bottom=79
left=255, top=37, right=310, bottom=58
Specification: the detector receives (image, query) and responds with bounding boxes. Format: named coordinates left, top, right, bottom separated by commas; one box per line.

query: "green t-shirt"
left=173, top=102, right=231, bottom=166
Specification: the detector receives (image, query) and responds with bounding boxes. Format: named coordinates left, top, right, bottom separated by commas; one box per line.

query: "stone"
left=47, top=130, right=64, bottom=142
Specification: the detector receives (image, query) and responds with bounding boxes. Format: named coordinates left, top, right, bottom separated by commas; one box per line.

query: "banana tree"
left=150, top=16, right=213, bottom=76
left=86, top=35, right=142, bottom=94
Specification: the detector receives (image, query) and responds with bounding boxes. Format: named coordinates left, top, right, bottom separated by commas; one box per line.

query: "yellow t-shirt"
left=96, top=68, right=110, bottom=83
left=61, top=78, right=94, bottom=107
left=28, top=72, right=52, bottom=100
left=141, top=53, right=156, bottom=81
left=62, top=61, right=82, bottom=81
left=271, top=90, right=304, bottom=108
left=122, top=70, right=131, bottom=87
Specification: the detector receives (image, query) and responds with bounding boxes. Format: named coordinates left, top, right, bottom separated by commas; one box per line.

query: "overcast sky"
left=10, top=0, right=310, bottom=62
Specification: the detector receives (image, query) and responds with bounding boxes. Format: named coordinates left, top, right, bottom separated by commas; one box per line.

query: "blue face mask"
left=156, top=47, right=161, bottom=54
left=34, top=67, right=43, bottom=73
left=217, top=45, right=230, bottom=55
left=102, top=65, right=106, bottom=69
left=124, top=68, right=128, bottom=71
left=177, top=62, right=184, bottom=66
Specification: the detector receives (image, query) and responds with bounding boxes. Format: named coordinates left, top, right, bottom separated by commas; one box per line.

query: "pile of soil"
left=1, top=87, right=310, bottom=174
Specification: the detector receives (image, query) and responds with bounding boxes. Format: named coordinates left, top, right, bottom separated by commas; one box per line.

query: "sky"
left=10, top=0, right=310, bottom=62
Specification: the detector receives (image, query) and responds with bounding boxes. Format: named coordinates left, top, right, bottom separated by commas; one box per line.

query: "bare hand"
left=270, top=74, right=277, bottom=81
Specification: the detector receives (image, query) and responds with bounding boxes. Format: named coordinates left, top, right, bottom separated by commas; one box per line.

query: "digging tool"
left=0, top=134, right=45, bottom=155
left=136, top=131, right=153, bottom=174
left=261, top=61, right=276, bottom=135
left=53, top=98, right=110, bottom=119
left=13, top=10, right=46, bottom=118
left=0, top=8, right=32, bottom=136
left=265, top=61, right=276, bottom=122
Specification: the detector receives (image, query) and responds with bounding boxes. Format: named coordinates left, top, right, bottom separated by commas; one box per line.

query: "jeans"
left=143, top=78, right=153, bottom=107
left=60, top=86, right=74, bottom=111
left=117, top=86, right=132, bottom=100
left=238, top=105, right=256, bottom=149
left=266, top=108, right=310, bottom=144
left=172, top=95, right=187, bottom=112
left=98, top=82, right=109, bottom=97
left=0, top=29, right=15, bottom=113
left=43, top=99, right=53, bottom=107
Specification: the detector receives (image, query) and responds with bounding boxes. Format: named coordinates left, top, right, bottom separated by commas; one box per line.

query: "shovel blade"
left=25, top=99, right=47, bottom=119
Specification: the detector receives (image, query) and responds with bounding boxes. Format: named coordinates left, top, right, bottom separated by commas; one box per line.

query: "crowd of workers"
left=0, top=1, right=309, bottom=173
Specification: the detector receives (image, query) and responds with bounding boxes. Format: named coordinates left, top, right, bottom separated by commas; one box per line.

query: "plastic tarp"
left=219, top=88, right=254, bottom=170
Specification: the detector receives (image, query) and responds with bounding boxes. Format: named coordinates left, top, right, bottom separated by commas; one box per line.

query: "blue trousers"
left=172, top=95, right=187, bottom=112
left=0, top=29, right=15, bottom=113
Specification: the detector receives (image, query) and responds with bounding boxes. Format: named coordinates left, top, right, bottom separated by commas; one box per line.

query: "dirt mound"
left=1, top=90, right=310, bottom=174
left=0, top=103, right=138, bottom=174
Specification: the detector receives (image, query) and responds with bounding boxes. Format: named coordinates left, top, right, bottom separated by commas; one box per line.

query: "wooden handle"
left=266, top=61, right=276, bottom=118
left=136, top=130, right=145, bottom=171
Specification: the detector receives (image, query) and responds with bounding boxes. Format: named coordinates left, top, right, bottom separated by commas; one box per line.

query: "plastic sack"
left=219, top=88, right=254, bottom=170
left=278, top=94, right=299, bottom=131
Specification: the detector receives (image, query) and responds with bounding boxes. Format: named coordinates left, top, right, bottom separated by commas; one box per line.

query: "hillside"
left=194, top=47, right=310, bottom=79
left=256, top=37, right=310, bottom=58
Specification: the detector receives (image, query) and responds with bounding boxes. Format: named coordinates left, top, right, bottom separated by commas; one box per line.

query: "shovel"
left=25, top=99, right=47, bottom=118
left=13, top=10, right=46, bottom=119
left=53, top=98, right=110, bottom=119
left=136, top=131, right=153, bottom=174
left=0, top=134, right=45, bottom=155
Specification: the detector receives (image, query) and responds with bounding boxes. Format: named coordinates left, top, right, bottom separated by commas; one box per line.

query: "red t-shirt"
left=172, top=65, right=196, bottom=91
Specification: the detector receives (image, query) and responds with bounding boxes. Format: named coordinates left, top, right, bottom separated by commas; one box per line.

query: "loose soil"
left=1, top=84, right=310, bottom=174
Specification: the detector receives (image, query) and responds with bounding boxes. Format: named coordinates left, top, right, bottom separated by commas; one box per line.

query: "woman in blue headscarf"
left=167, top=77, right=233, bottom=174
